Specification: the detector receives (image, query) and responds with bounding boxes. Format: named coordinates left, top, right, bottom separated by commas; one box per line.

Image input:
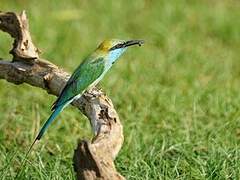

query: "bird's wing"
left=51, top=57, right=105, bottom=111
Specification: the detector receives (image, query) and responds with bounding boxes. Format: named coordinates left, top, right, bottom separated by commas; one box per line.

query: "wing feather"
left=51, top=57, right=105, bottom=111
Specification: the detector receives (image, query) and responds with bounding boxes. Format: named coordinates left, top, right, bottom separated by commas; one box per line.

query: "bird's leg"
left=87, top=86, right=105, bottom=98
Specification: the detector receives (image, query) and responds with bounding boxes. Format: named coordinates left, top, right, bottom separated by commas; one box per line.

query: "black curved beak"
left=110, top=40, right=144, bottom=51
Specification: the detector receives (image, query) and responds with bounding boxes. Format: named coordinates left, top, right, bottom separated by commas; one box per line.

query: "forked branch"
left=0, top=11, right=124, bottom=180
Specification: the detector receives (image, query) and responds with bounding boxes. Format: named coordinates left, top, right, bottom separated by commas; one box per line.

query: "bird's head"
left=96, top=39, right=144, bottom=65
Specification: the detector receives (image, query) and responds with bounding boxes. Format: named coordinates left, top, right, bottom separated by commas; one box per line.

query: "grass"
left=0, top=0, right=240, bottom=179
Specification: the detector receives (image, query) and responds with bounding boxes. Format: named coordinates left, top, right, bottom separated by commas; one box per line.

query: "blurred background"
left=0, top=0, right=240, bottom=179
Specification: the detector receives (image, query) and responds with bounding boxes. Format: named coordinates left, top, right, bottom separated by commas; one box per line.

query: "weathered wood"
left=0, top=11, right=124, bottom=180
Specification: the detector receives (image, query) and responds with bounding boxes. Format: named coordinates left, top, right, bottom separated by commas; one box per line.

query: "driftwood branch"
left=0, top=11, right=124, bottom=180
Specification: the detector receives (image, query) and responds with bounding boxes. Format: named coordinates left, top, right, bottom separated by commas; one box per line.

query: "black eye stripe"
left=109, top=40, right=144, bottom=51
left=110, top=43, right=125, bottom=51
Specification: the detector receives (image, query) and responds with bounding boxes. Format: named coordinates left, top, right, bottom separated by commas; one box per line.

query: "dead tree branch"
left=0, top=11, right=124, bottom=180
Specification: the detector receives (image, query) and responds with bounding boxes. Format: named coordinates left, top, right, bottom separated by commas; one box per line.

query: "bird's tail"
left=36, top=106, right=63, bottom=140
left=27, top=105, right=63, bottom=156
left=16, top=106, right=63, bottom=178
left=29, top=106, right=63, bottom=154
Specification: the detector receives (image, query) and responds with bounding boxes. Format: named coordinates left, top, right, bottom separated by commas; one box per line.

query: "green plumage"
left=52, top=56, right=105, bottom=110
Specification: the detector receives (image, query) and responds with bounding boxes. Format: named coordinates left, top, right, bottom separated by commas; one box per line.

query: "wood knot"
left=23, top=40, right=29, bottom=48
left=43, top=73, right=53, bottom=90
left=99, top=108, right=111, bottom=120
left=98, top=107, right=117, bottom=129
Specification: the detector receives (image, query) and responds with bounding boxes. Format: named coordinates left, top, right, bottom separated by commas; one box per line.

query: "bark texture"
left=0, top=11, right=124, bottom=180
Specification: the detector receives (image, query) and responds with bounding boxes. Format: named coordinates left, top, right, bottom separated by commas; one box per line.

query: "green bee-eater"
left=27, top=39, right=144, bottom=152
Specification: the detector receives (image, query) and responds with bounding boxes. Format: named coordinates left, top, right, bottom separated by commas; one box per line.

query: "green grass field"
left=0, top=0, right=240, bottom=179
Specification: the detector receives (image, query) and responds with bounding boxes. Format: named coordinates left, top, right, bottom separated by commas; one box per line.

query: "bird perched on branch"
left=28, top=39, right=144, bottom=152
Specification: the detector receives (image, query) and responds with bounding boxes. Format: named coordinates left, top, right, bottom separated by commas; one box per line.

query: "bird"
left=27, top=39, right=144, bottom=155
